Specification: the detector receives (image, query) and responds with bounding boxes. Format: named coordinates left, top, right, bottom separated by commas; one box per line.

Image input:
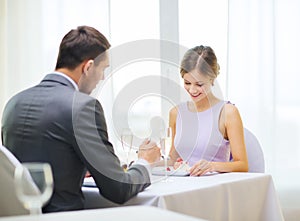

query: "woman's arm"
left=168, top=106, right=181, bottom=165
left=213, top=103, right=248, bottom=172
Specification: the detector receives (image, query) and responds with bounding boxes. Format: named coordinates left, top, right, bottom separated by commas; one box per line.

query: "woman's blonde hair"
left=180, top=45, right=220, bottom=83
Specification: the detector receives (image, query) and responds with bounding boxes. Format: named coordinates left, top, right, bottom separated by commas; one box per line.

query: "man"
left=1, top=26, right=160, bottom=212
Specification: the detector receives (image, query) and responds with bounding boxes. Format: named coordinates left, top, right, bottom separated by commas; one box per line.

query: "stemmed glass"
left=14, top=162, right=53, bottom=215
left=161, top=127, right=172, bottom=180
left=121, top=128, right=133, bottom=168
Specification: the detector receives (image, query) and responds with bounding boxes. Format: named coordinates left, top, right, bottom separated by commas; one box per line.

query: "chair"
left=0, top=145, right=38, bottom=217
left=243, top=128, right=265, bottom=173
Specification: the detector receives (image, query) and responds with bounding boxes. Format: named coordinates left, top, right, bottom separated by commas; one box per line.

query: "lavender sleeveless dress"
left=174, top=101, right=230, bottom=166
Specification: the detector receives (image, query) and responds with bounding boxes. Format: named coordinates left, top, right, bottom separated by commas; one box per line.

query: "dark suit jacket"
left=1, top=74, right=150, bottom=212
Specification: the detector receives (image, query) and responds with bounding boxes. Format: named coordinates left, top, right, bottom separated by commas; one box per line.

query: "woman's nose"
left=189, top=85, right=198, bottom=93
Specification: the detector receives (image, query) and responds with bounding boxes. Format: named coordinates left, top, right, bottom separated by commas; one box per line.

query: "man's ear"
left=82, top=60, right=94, bottom=75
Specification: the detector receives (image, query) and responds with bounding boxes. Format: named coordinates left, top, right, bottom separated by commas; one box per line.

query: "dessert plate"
left=151, top=166, right=190, bottom=176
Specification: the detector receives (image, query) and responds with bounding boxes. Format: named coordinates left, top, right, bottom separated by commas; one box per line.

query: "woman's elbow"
left=242, top=161, right=249, bottom=172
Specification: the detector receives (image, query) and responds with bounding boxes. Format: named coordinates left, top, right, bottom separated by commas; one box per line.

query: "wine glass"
left=121, top=128, right=133, bottom=168
left=14, top=162, right=53, bottom=215
left=161, top=127, right=172, bottom=180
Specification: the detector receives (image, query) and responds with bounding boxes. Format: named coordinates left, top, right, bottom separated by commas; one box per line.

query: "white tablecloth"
left=83, top=172, right=284, bottom=221
left=0, top=206, right=205, bottom=221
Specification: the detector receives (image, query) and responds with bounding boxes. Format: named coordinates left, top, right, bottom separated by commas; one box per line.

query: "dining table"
left=0, top=206, right=206, bottom=221
left=82, top=172, right=285, bottom=221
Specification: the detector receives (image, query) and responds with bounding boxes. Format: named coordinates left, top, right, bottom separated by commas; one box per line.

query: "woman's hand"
left=173, top=158, right=183, bottom=170
left=189, top=159, right=213, bottom=176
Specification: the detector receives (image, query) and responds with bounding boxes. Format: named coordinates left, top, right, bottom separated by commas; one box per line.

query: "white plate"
left=151, top=166, right=190, bottom=176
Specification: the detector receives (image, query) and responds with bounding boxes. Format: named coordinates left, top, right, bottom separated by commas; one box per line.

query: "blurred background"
left=1, top=0, right=300, bottom=218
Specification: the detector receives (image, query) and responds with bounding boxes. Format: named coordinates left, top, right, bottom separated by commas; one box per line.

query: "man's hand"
left=138, top=139, right=161, bottom=164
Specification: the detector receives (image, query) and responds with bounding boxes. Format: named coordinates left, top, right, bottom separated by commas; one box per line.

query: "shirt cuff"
left=133, top=159, right=151, bottom=175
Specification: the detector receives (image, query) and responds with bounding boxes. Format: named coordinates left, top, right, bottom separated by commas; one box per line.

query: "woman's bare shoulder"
left=170, top=106, right=178, bottom=116
left=223, top=102, right=240, bottom=115
left=222, top=102, right=243, bottom=126
left=169, top=106, right=179, bottom=124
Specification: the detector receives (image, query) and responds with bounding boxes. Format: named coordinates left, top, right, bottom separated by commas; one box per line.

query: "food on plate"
left=174, top=158, right=190, bottom=171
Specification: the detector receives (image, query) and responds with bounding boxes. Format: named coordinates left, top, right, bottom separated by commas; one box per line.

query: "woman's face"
left=183, top=71, right=212, bottom=102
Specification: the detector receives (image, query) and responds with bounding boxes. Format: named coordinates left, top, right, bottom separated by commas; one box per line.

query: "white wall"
left=0, top=0, right=7, bottom=128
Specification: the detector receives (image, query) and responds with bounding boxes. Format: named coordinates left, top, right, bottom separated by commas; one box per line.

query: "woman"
left=169, top=45, right=248, bottom=176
